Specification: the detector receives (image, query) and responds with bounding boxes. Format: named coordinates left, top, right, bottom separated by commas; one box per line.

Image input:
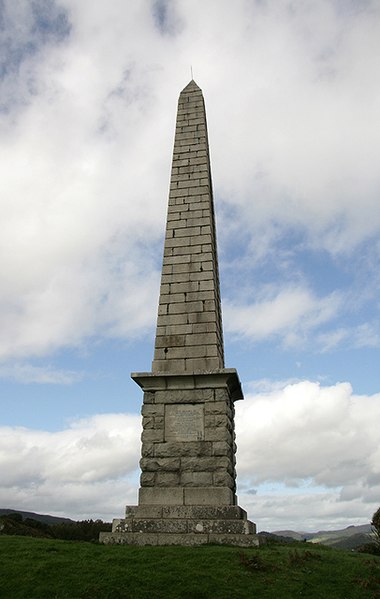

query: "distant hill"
left=273, top=524, right=373, bottom=549
left=0, top=509, right=74, bottom=525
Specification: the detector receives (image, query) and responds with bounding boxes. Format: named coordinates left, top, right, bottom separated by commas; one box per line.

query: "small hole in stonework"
left=164, top=348, right=168, bottom=354
left=200, top=265, right=203, bottom=272
left=172, top=230, right=175, bottom=237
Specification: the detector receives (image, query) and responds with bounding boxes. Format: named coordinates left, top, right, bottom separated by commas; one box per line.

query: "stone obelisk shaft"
left=152, top=80, right=224, bottom=374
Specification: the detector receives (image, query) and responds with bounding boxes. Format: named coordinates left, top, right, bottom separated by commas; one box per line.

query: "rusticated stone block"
left=212, top=442, right=233, bottom=456
left=154, top=389, right=213, bottom=403
left=140, top=472, right=155, bottom=487
left=213, top=414, right=231, bottom=428
left=141, top=404, right=164, bottom=416
left=155, top=472, right=181, bottom=487
left=204, top=428, right=232, bottom=443
left=205, top=414, right=215, bottom=427
left=180, top=456, right=230, bottom=472
left=204, top=401, right=230, bottom=416
left=141, top=429, right=164, bottom=443
left=140, top=457, right=180, bottom=472
left=155, top=416, right=164, bottom=429
left=143, top=392, right=155, bottom=404
left=180, top=471, right=213, bottom=486
left=214, top=388, right=230, bottom=401
left=142, top=416, right=154, bottom=429
left=141, top=442, right=154, bottom=457
left=213, top=471, right=234, bottom=488
left=154, top=441, right=212, bottom=457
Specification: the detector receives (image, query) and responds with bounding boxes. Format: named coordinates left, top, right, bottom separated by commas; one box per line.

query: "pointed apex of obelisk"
left=181, top=79, right=201, bottom=93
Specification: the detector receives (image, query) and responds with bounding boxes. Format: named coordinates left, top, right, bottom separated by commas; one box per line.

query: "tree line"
left=0, top=512, right=111, bottom=542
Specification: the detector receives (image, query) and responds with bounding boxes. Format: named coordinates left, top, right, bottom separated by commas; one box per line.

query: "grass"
left=0, top=536, right=379, bottom=598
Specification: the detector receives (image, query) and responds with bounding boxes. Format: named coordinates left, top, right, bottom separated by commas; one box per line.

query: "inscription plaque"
left=165, top=404, right=204, bottom=442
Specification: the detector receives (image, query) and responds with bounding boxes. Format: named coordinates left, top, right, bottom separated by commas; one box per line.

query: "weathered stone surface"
left=204, top=401, right=230, bottom=415
left=141, top=429, right=164, bottom=443
left=132, top=519, right=188, bottom=534
left=128, top=505, right=163, bottom=519
left=184, top=487, right=234, bottom=506
left=180, top=471, right=213, bottom=486
left=180, top=456, right=230, bottom=472
left=140, top=457, right=181, bottom=471
left=212, top=441, right=233, bottom=456
left=99, top=531, right=258, bottom=547
left=140, top=472, right=155, bottom=487
left=155, top=472, right=181, bottom=487
left=204, top=428, right=232, bottom=443
left=154, top=441, right=212, bottom=457
left=161, top=505, right=247, bottom=520
left=139, top=487, right=184, bottom=505
left=188, top=520, right=255, bottom=535
left=141, top=442, right=154, bottom=457
left=213, top=472, right=234, bottom=488
left=141, top=404, right=164, bottom=416
left=154, top=388, right=214, bottom=403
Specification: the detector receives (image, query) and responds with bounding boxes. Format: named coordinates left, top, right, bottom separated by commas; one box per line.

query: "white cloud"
left=239, top=489, right=375, bottom=533
left=0, top=363, right=83, bottom=384
left=236, top=380, right=379, bottom=485
left=0, top=413, right=141, bottom=520
left=224, top=287, right=342, bottom=346
left=317, top=323, right=380, bottom=352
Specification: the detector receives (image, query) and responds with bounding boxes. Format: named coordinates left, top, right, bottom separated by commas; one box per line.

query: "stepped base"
left=99, top=504, right=259, bottom=547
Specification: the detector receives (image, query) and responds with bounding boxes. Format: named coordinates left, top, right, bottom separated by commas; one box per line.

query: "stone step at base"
left=112, top=517, right=255, bottom=535
left=99, top=531, right=259, bottom=547
left=125, top=504, right=248, bottom=520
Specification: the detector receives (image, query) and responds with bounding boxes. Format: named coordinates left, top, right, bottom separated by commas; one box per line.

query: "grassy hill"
left=0, top=535, right=379, bottom=598
left=274, top=524, right=373, bottom=549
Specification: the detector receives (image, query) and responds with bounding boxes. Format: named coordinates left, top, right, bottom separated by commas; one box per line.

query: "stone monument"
left=100, top=80, right=258, bottom=546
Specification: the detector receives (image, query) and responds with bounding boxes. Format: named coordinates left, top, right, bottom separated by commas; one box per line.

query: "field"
left=0, top=536, right=379, bottom=598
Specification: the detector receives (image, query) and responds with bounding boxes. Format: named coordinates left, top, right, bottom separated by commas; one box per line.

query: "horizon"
left=1, top=0, right=380, bottom=532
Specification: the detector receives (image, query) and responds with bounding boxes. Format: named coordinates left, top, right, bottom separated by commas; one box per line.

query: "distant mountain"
left=258, top=531, right=300, bottom=544
left=0, top=508, right=75, bottom=525
left=273, top=524, right=373, bottom=549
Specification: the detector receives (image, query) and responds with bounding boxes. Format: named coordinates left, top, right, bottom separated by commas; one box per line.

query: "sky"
left=1, top=0, right=380, bottom=533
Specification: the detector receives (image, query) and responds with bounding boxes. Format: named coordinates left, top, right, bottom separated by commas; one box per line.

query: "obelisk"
left=100, top=81, right=258, bottom=546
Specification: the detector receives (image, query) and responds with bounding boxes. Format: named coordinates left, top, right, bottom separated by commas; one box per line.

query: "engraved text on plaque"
left=165, top=404, right=205, bottom=442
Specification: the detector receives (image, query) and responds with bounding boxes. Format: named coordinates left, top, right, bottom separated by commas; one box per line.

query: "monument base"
left=99, top=504, right=259, bottom=546
left=99, top=370, right=259, bottom=546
